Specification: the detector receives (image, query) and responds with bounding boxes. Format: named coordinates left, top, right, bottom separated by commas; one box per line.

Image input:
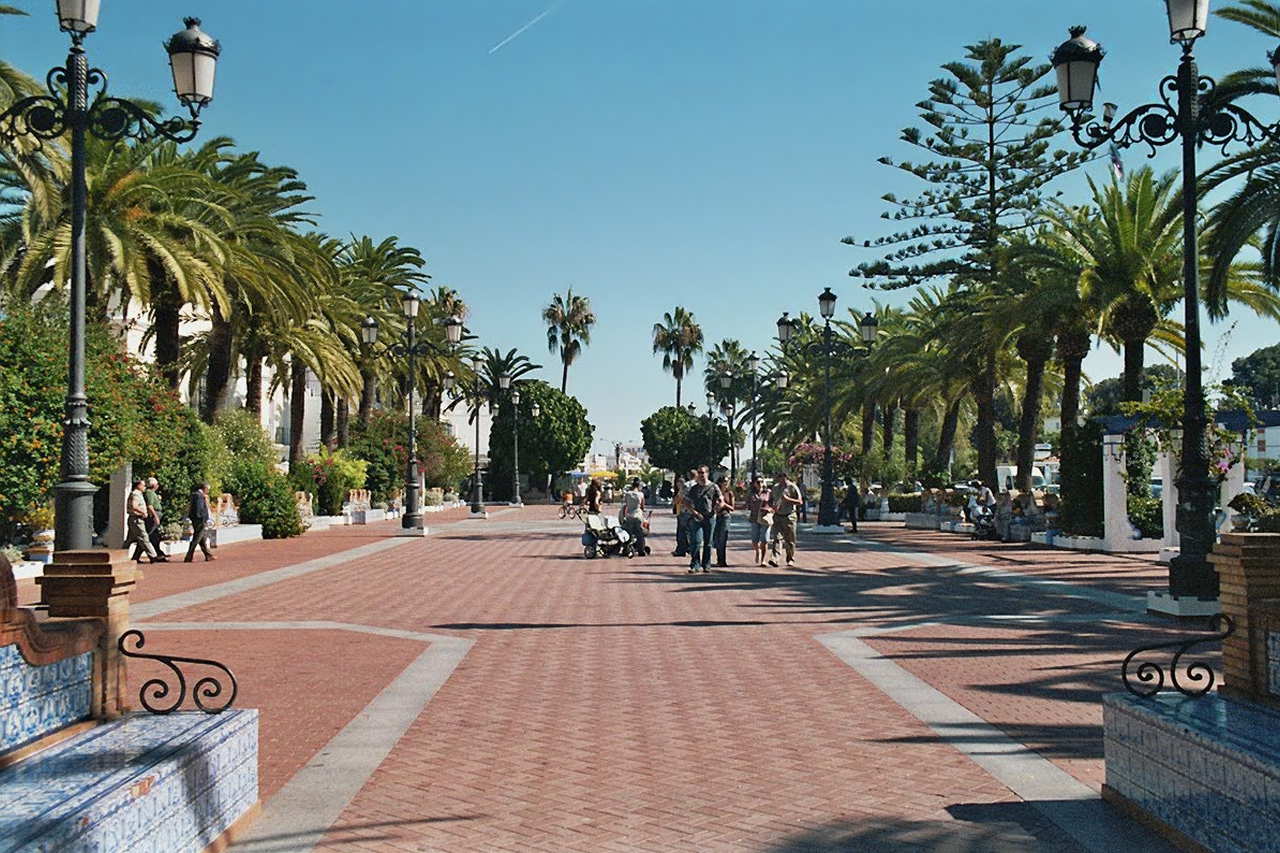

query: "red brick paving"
left=861, top=620, right=1216, bottom=792
left=855, top=521, right=1168, bottom=597
left=75, top=505, right=1181, bottom=850
left=124, top=628, right=426, bottom=798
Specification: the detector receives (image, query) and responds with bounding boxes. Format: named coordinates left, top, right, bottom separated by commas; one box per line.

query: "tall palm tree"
left=1045, top=168, right=1184, bottom=404
left=652, top=306, right=703, bottom=406
left=542, top=288, right=595, bottom=392
left=704, top=338, right=751, bottom=479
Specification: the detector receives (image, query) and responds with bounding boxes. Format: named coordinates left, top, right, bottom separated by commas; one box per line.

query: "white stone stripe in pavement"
left=131, top=538, right=416, bottom=621
left=818, top=627, right=1174, bottom=853
left=135, top=620, right=474, bottom=853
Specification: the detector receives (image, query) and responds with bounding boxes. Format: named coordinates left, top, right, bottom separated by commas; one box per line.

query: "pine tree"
left=842, top=38, right=1086, bottom=488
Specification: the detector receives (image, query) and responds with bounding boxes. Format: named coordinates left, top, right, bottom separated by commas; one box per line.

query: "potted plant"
left=23, top=505, right=56, bottom=564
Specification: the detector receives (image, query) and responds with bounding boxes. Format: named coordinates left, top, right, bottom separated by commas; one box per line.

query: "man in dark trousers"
left=184, top=482, right=216, bottom=562
left=684, top=465, right=722, bottom=574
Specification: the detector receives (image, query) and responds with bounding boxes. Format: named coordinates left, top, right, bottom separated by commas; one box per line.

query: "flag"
left=1109, top=141, right=1125, bottom=181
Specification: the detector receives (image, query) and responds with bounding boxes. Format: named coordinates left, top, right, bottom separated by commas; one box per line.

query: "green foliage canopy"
left=489, top=380, right=593, bottom=498
left=640, top=405, right=731, bottom=477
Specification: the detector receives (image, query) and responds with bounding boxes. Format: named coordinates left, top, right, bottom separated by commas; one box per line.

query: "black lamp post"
left=748, top=352, right=761, bottom=482
left=777, top=293, right=878, bottom=530
left=1051, top=0, right=1280, bottom=601
left=1, top=10, right=220, bottom=551
left=470, top=357, right=486, bottom=516
left=499, top=373, right=524, bottom=507
left=361, top=296, right=463, bottom=530
left=717, top=371, right=736, bottom=482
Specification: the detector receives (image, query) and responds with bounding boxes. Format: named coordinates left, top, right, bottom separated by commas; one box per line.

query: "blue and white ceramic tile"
left=1104, top=692, right=1280, bottom=850
left=0, top=645, right=92, bottom=753
left=0, top=709, right=258, bottom=853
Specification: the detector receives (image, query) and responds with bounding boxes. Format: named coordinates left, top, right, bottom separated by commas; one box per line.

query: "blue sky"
left=4, top=1, right=1276, bottom=450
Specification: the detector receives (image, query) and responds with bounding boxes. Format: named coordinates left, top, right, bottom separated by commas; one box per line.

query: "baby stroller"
left=970, top=504, right=997, bottom=540
left=582, top=513, right=634, bottom=559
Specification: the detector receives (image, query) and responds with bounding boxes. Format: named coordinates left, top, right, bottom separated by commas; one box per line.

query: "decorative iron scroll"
left=1121, top=614, right=1234, bottom=698
left=118, top=630, right=237, bottom=714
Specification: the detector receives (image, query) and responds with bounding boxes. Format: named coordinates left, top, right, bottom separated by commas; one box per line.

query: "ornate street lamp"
left=776, top=312, right=796, bottom=345
left=362, top=296, right=462, bottom=530
left=509, top=388, right=523, bottom=506
left=776, top=292, right=877, bottom=531
left=470, top=357, right=485, bottom=516
left=748, top=352, right=762, bottom=481
left=1, top=10, right=220, bottom=551
left=1050, top=2, right=1280, bottom=606
left=776, top=371, right=789, bottom=390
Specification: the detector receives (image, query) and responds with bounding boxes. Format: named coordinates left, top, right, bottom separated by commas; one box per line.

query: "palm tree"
left=652, top=307, right=703, bottom=406
left=704, top=339, right=751, bottom=479
left=542, top=288, right=595, bottom=392
left=1045, top=168, right=1184, bottom=404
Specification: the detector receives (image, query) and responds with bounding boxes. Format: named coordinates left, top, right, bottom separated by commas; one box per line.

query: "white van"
left=995, top=465, right=1045, bottom=491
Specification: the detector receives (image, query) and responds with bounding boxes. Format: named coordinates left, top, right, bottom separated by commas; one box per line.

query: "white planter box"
left=904, top=512, right=940, bottom=530
left=352, top=509, right=386, bottom=525
left=864, top=510, right=881, bottom=521
left=311, top=514, right=347, bottom=527
left=214, top=524, right=264, bottom=545
left=882, top=512, right=907, bottom=522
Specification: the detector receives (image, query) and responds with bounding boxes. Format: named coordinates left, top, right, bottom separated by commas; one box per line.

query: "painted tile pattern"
left=1269, top=631, right=1280, bottom=698
left=0, top=644, right=92, bottom=754
left=0, top=709, right=258, bottom=853
left=1104, top=692, right=1280, bottom=853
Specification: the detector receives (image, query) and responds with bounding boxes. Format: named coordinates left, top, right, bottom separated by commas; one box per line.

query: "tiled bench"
left=1103, top=691, right=1280, bottom=853
left=0, top=554, right=259, bottom=851
left=0, top=710, right=259, bottom=853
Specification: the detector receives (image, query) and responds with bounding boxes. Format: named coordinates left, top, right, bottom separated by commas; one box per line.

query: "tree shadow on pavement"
left=238, top=815, right=483, bottom=852
left=760, top=802, right=1087, bottom=852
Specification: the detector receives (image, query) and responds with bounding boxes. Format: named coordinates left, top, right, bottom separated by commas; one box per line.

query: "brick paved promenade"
left=35, top=508, right=1202, bottom=851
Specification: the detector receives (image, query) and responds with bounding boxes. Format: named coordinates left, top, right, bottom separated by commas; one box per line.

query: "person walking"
left=184, top=482, right=216, bottom=562
left=671, top=477, right=690, bottom=557
left=125, top=479, right=162, bottom=563
left=712, top=475, right=735, bottom=568
left=619, top=477, right=649, bottom=556
left=841, top=478, right=860, bottom=534
left=768, top=471, right=802, bottom=568
left=796, top=480, right=808, bottom=523
left=746, top=476, right=773, bottom=566
left=585, top=478, right=603, bottom=514
left=684, top=465, right=721, bottom=573
left=144, top=477, right=164, bottom=557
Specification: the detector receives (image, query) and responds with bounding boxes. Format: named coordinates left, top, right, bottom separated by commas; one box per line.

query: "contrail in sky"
left=488, top=1, right=564, bottom=54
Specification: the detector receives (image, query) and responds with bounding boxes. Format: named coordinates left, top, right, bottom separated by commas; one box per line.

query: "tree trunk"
left=882, top=401, right=897, bottom=455
left=675, top=375, right=683, bottom=407
left=289, top=359, right=307, bottom=466
left=1123, top=338, right=1145, bottom=403
left=904, top=408, right=920, bottom=474
left=358, top=367, right=376, bottom=426
left=972, top=355, right=999, bottom=490
left=201, top=305, right=233, bottom=423
left=932, top=399, right=961, bottom=475
left=336, top=397, right=350, bottom=448
left=320, top=390, right=335, bottom=450
left=1014, top=353, right=1048, bottom=492
left=151, top=279, right=182, bottom=391
left=561, top=358, right=569, bottom=394
left=1056, top=327, right=1090, bottom=486
left=245, top=350, right=263, bottom=416
left=861, top=403, right=875, bottom=455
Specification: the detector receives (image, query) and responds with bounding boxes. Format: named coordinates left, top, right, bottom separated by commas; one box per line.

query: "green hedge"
left=224, top=460, right=303, bottom=539
left=886, top=493, right=922, bottom=513
left=1127, top=494, right=1163, bottom=540
left=1059, top=421, right=1104, bottom=537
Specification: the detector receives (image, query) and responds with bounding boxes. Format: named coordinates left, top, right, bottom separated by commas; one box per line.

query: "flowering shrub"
left=291, top=448, right=368, bottom=516
left=223, top=460, right=303, bottom=539
left=787, top=442, right=856, bottom=478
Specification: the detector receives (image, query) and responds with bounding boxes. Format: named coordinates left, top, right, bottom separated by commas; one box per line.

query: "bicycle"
left=559, top=502, right=586, bottom=520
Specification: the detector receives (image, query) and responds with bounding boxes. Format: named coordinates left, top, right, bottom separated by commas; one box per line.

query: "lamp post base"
left=401, top=513, right=422, bottom=530
left=469, top=509, right=489, bottom=519
left=395, top=525, right=429, bottom=537
left=1146, top=590, right=1220, bottom=618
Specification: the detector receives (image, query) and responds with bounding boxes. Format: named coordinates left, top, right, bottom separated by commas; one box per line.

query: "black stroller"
left=581, top=513, right=635, bottom=558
